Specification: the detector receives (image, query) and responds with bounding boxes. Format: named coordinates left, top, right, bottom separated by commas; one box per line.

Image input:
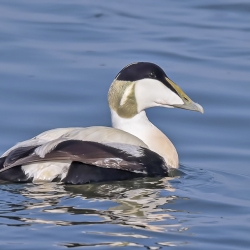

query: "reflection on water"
left=0, top=166, right=249, bottom=249
left=2, top=178, right=177, bottom=230
left=0, top=177, right=184, bottom=248
left=67, top=178, right=177, bottom=232
left=0, top=166, right=213, bottom=248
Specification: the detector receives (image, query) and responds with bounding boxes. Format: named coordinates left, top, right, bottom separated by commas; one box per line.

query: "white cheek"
left=157, top=90, right=184, bottom=106
left=135, top=79, right=184, bottom=111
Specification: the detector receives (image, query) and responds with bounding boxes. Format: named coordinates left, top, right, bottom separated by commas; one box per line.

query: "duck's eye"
left=148, top=72, right=156, bottom=78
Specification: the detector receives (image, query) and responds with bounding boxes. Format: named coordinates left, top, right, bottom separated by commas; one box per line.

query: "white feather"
left=135, top=79, right=184, bottom=112
left=35, top=138, right=68, bottom=158
left=22, top=161, right=71, bottom=182
left=1, top=127, right=81, bottom=157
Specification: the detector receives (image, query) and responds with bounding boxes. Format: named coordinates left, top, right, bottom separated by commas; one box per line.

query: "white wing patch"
left=22, top=161, right=71, bottom=182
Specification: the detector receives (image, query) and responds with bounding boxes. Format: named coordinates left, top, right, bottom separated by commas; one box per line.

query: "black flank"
left=62, top=162, right=145, bottom=185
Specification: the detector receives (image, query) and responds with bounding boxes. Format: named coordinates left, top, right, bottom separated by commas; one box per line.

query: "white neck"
left=110, top=110, right=179, bottom=168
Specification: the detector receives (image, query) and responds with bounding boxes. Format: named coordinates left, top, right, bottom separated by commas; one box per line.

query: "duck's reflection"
left=66, top=177, right=180, bottom=232
left=0, top=176, right=186, bottom=233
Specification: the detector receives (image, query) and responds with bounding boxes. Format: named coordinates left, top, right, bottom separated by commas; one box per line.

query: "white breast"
left=111, top=110, right=179, bottom=168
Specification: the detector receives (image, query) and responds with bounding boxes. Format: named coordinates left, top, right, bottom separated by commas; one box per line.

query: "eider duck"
left=0, top=62, right=203, bottom=184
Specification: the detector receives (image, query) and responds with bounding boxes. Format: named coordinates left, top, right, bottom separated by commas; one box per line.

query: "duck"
left=0, top=62, right=203, bottom=184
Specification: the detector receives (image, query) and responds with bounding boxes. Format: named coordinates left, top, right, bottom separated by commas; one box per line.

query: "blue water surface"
left=0, top=0, right=249, bottom=249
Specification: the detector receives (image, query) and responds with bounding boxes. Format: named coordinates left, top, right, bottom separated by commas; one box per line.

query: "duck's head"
left=108, top=62, right=204, bottom=118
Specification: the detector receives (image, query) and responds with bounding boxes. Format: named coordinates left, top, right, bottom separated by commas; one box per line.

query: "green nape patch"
left=108, top=80, right=138, bottom=118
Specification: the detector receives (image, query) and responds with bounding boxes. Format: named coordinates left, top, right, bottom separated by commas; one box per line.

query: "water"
left=0, top=0, right=249, bottom=249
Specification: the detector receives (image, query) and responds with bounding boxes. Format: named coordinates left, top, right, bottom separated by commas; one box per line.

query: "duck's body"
left=0, top=62, right=203, bottom=184
left=0, top=127, right=167, bottom=184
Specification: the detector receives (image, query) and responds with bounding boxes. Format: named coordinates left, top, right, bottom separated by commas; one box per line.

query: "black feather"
left=62, top=161, right=144, bottom=185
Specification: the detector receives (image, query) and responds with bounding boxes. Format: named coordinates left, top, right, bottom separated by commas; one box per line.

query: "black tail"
left=0, top=157, right=31, bottom=183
